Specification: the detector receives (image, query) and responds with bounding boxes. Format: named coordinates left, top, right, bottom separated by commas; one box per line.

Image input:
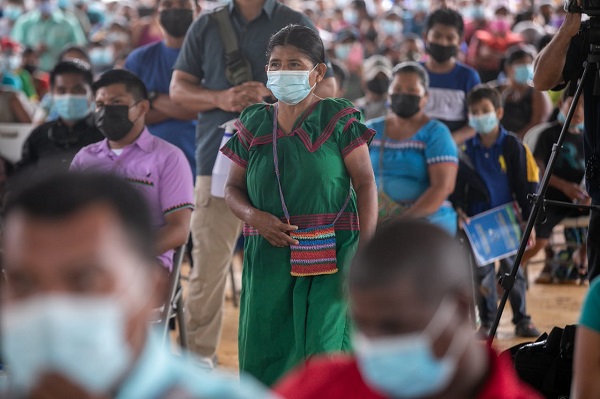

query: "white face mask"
left=354, top=299, right=469, bottom=398
left=1, top=295, right=133, bottom=395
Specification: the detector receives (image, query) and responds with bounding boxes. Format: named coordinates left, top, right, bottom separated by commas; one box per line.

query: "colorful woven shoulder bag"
left=272, top=104, right=351, bottom=277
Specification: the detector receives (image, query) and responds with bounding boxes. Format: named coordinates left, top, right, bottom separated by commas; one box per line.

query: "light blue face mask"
left=89, top=47, right=114, bottom=66
left=513, top=63, right=534, bottom=85
left=557, top=111, right=585, bottom=132
left=38, top=1, right=55, bottom=16
left=3, top=5, right=23, bottom=21
left=54, top=94, right=91, bottom=121
left=1, top=295, right=133, bottom=395
left=467, top=5, right=486, bottom=20
left=335, top=44, right=352, bottom=61
left=414, top=0, right=430, bottom=12
left=266, top=65, right=317, bottom=106
left=469, top=111, right=498, bottom=135
left=344, top=9, right=358, bottom=25
left=354, top=299, right=468, bottom=399
left=381, top=20, right=400, bottom=36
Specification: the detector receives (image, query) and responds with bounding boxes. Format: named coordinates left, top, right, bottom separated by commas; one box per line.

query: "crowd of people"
left=2, top=0, right=600, bottom=398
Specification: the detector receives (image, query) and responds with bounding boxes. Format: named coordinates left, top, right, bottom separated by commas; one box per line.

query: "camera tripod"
left=487, top=33, right=600, bottom=345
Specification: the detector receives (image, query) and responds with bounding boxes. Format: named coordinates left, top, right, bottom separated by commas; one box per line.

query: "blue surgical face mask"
left=1, top=295, right=133, bottom=396
left=54, top=94, right=91, bottom=121
left=468, top=5, right=486, bottom=20
left=469, top=111, right=498, bottom=134
left=38, top=1, right=55, bottom=15
left=89, top=47, right=114, bottom=66
left=513, top=63, right=534, bottom=85
left=335, top=43, right=352, bottom=61
left=557, top=111, right=584, bottom=132
left=354, top=299, right=468, bottom=398
left=381, top=20, right=401, bottom=36
left=344, top=9, right=358, bottom=25
left=267, top=65, right=318, bottom=106
left=414, top=0, right=430, bottom=12
left=3, top=5, right=23, bottom=21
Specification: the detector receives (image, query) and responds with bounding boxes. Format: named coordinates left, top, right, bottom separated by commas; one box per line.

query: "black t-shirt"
left=14, top=114, right=104, bottom=174
left=501, top=87, right=533, bottom=134
left=533, top=122, right=586, bottom=203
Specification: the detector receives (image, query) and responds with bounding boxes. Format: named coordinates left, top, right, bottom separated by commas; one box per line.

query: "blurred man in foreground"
left=0, top=172, right=273, bottom=399
left=275, top=220, right=542, bottom=399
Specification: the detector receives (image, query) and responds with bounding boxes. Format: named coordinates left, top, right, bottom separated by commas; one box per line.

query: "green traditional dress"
left=222, top=98, right=374, bottom=386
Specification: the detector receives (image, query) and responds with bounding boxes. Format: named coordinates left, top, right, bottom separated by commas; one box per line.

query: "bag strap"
left=272, top=103, right=351, bottom=225
left=210, top=7, right=253, bottom=86
left=211, top=7, right=240, bottom=59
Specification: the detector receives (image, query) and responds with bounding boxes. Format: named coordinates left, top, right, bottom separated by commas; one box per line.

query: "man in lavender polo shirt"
left=71, top=69, right=193, bottom=271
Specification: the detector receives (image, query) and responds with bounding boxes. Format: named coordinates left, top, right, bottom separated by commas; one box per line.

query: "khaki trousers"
left=185, top=176, right=242, bottom=358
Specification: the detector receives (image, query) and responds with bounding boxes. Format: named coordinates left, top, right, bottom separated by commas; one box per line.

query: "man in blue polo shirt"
left=124, top=0, right=199, bottom=176
left=458, top=84, right=540, bottom=338
left=170, top=0, right=337, bottom=366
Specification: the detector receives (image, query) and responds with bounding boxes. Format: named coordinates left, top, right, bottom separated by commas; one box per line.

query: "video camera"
left=566, top=0, right=600, bottom=16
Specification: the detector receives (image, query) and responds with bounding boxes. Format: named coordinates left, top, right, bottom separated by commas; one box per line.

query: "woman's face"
left=267, top=45, right=324, bottom=87
left=389, top=72, right=428, bottom=108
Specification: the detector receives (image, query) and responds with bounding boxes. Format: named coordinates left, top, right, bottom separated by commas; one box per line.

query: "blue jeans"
left=475, top=256, right=530, bottom=327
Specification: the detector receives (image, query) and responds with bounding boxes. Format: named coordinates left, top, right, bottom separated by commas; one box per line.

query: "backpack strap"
left=210, top=6, right=253, bottom=86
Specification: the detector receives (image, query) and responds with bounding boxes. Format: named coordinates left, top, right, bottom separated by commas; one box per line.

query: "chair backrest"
left=523, top=122, right=553, bottom=153
left=0, top=123, right=33, bottom=164
left=156, top=245, right=186, bottom=345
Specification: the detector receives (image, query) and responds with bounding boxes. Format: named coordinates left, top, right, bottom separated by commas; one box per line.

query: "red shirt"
left=274, top=347, right=542, bottom=399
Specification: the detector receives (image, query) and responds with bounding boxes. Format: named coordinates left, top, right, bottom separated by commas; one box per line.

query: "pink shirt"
left=71, top=128, right=194, bottom=271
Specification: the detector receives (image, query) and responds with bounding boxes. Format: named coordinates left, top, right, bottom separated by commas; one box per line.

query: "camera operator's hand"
left=216, top=82, right=272, bottom=113
left=561, top=0, right=582, bottom=37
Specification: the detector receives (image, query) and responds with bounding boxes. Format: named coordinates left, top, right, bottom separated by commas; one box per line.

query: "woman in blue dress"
left=367, top=62, right=458, bottom=234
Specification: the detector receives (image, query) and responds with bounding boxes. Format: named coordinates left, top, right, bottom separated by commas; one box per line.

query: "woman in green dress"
left=222, top=24, right=378, bottom=386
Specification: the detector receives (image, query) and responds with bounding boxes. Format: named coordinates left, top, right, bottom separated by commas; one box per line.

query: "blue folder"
left=463, top=202, right=523, bottom=267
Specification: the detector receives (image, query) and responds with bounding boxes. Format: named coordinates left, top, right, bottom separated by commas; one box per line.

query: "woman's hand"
left=250, top=210, right=299, bottom=247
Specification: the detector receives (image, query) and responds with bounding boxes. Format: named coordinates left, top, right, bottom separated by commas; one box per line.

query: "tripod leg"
left=488, top=59, right=592, bottom=345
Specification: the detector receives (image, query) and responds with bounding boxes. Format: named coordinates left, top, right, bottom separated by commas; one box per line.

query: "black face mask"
left=426, top=43, right=457, bottom=63
left=95, top=105, right=134, bottom=141
left=366, top=77, right=390, bottom=95
left=390, top=93, right=421, bottom=119
left=159, top=9, right=194, bottom=38
left=24, top=64, right=37, bottom=75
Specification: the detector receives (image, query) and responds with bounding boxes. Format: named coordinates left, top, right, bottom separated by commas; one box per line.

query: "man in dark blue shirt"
left=124, top=0, right=199, bottom=176
left=169, top=0, right=337, bottom=366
